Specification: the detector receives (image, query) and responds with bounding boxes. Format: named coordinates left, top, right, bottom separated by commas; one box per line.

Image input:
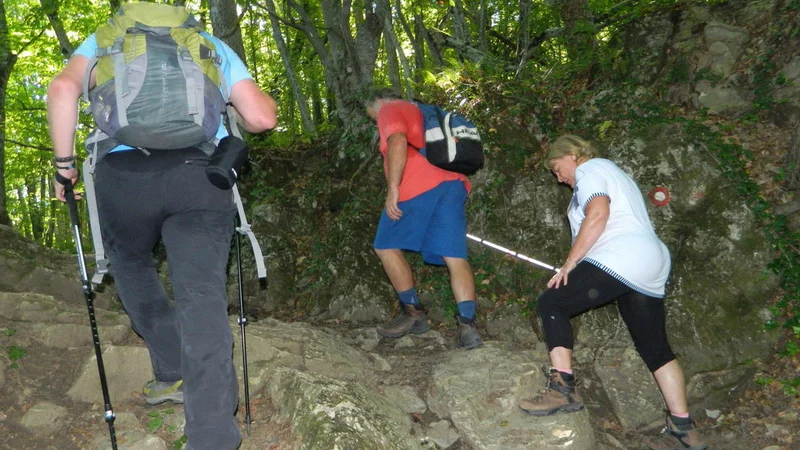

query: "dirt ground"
left=1, top=315, right=798, bottom=450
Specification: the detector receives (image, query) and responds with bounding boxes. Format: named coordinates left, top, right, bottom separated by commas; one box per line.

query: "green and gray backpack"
left=80, top=3, right=266, bottom=285
left=83, top=2, right=227, bottom=156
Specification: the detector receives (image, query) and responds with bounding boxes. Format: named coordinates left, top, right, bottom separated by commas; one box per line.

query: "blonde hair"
left=544, top=135, right=597, bottom=169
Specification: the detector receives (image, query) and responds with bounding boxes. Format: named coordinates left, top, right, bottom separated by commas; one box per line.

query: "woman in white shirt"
left=518, top=135, right=706, bottom=450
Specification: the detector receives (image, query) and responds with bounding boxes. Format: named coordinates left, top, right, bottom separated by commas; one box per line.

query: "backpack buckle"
left=97, top=39, right=124, bottom=58
left=178, top=48, right=193, bottom=62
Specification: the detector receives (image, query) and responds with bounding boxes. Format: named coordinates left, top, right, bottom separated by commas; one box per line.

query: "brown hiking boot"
left=377, top=303, right=429, bottom=338
left=455, top=315, right=483, bottom=350
left=646, top=415, right=708, bottom=450
left=518, top=367, right=584, bottom=416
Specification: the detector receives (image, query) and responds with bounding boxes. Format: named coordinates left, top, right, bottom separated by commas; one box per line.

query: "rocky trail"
left=0, top=279, right=797, bottom=450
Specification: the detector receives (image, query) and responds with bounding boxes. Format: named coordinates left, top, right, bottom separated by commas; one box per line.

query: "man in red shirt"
left=365, top=89, right=482, bottom=349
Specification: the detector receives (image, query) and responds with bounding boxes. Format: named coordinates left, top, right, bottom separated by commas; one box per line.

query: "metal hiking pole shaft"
left=466, top=234, right=560, bottom=273
left=235, top=218, right=252, bottom=434
left=56, top=173, right=118, bottom=450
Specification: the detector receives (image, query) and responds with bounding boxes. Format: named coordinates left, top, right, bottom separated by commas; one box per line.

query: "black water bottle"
left=206, top=136, right=249, bottom=190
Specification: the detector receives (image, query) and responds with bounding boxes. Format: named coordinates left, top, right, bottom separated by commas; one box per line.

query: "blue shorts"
left=373, top=180, right=468, bottom=265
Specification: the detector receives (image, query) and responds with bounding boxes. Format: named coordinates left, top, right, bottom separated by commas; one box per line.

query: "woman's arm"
left=549, top=195, right=610, bottom=288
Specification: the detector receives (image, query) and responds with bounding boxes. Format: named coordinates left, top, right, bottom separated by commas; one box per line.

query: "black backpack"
left=413, top=101, right=484, bottom=175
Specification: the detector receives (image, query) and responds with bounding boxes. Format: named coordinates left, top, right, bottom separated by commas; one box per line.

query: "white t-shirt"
left=568, top=158, right=670, bottom=298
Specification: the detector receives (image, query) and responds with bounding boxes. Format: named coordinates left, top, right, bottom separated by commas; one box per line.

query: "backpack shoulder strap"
left=232, top=185, right=267, bottom=280
left=82, top=132, right=109, bottom=285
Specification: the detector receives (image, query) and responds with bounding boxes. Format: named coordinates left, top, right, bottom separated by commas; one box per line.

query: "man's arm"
left=384, top=132, right=407, bottom=220
left=47, top=55, right=88, bottom=201
left=229, top=79, right=277, bottom=133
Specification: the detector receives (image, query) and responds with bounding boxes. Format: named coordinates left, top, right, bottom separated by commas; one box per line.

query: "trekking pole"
left=466, top=234, right=560, bottom=273
left=234, top=216, right=252, bottom=435
left=56, top=173, right=118, bottom=450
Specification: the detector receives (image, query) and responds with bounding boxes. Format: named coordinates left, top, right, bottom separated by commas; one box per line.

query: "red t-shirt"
left=377, top=100, right=470, bottom=202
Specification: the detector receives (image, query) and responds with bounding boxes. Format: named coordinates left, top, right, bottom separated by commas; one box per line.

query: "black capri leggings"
left=537, top=262, right=676, bottom=373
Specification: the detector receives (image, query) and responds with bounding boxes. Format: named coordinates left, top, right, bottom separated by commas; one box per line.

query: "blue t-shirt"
left=74, top=32, right=252, bottom=151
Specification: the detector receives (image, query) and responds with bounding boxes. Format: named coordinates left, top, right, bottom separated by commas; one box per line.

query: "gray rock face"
left=92, top=429, right=167, bottom=450
left=695, top=80, right=748, bottom=114
left=267, top=368, right=414, bottom=450
left=593, top=348, right=664, bottom=428
left=426, top=420, right=460, bottom=449
left=701, top=22, right=750, bottom=77
left=429, top=344, right=596, bottom=449
left=232, top=318, right=378, bottom=388
left=68, top=346, right=153, bottom=404
left=383, top=385, right=427, bottom=414
left=30, top=322, right=130, bottom=348
left=20, top=401, right=69, bottom=432
left=485, top=304, right=539, bottom=347
left=0, top=226, right=115, bottom=309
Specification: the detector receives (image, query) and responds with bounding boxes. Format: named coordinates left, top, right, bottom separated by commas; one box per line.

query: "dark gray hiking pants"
left=95, top=148, right=240, bottom=450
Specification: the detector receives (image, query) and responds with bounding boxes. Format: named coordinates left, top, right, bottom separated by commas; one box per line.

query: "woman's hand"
left=548, top=259, right=577, bottom=289
left=54, top=167, right=81, bottom=202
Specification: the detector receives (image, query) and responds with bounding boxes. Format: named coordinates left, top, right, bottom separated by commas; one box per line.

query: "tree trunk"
left=787, top=122, right=800, bottom=191
left=416, top=14, right=443, bottom=67
left=44, top=179, right=56, bottom=247
left=379, top=0, right=413, bottom=98
left=0, top=0, right=17, bottom=227
left=320, top=0, right=382, bottom=119
left=40, top=0, right=73, bottom=56
left=27, top=179, right=42, bottom=241
left=16, top=187, right=29, bottom=237
left=553, top=0, right=594, bottom=59
left=386, top=35, right=401, bottom=92
left=451, top=0, right=470, bottom=48
left=394, top=0, right=424, bottom=82
left=248, top=9, right=259, bottom=84
left=286, top=0, right=345, bottom=117
left=264, top=0, right=316, bottom=135
left=478, top=0, right=488, bottom=53
left=518, top=0, right=531, bottom=57
left=209, top=0, right=247, bottom=63
left=285, top=0, right=382, bottom=121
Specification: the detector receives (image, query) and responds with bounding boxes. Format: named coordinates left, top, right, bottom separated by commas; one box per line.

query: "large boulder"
left=428, top=344, right=596, bottom=449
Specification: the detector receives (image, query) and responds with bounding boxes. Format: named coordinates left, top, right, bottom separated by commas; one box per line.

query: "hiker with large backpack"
left=46, top=3, right=277, bottom=449
left=364, top=88, right=484, bottom=350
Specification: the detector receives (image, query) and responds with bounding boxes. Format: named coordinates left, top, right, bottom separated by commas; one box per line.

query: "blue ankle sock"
left=397, top=288, right=419, bottom=305
left=457, top=300, right=476, bottom=320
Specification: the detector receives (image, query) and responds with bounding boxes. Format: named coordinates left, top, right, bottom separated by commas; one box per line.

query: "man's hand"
left=385, top=186, right=402, bottom=220
left=547, top=259, right=577, bottom=289
left=54, top=167, right=81, bottom=202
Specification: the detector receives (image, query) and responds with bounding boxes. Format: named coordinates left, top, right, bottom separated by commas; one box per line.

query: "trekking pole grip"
left=56, top=172, right=80, bottom=227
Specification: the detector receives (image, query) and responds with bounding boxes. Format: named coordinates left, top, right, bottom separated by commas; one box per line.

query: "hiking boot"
left=646, top=415, right=708, bottom=450
left=518, top=367, right=584, bottom=416
left=143, top=379, right=184, bottom=405
left=377, top=303, right=429, bottom=338
left=455, top=315, right=483, bottom=350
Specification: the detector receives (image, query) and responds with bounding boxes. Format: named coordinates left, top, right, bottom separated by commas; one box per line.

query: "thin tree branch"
left=4, top=139, right=51, bottom=153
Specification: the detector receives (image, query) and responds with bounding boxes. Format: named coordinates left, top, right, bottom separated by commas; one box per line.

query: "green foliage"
left=6, top=345, right=27, bottom=369
left=173, top=435, right=188, bottom=450
left=146, top=408, right=176, bottom=433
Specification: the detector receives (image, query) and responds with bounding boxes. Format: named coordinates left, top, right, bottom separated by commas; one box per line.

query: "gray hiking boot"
left=377, top=303, right=429, bottom=338
left=143, top=379, right=184, bottom=405
left=518, top=367, right=584, bottom=416
left=456, top=315, right=483, bottom=350
left=646, top=415, right=708, bottom=450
